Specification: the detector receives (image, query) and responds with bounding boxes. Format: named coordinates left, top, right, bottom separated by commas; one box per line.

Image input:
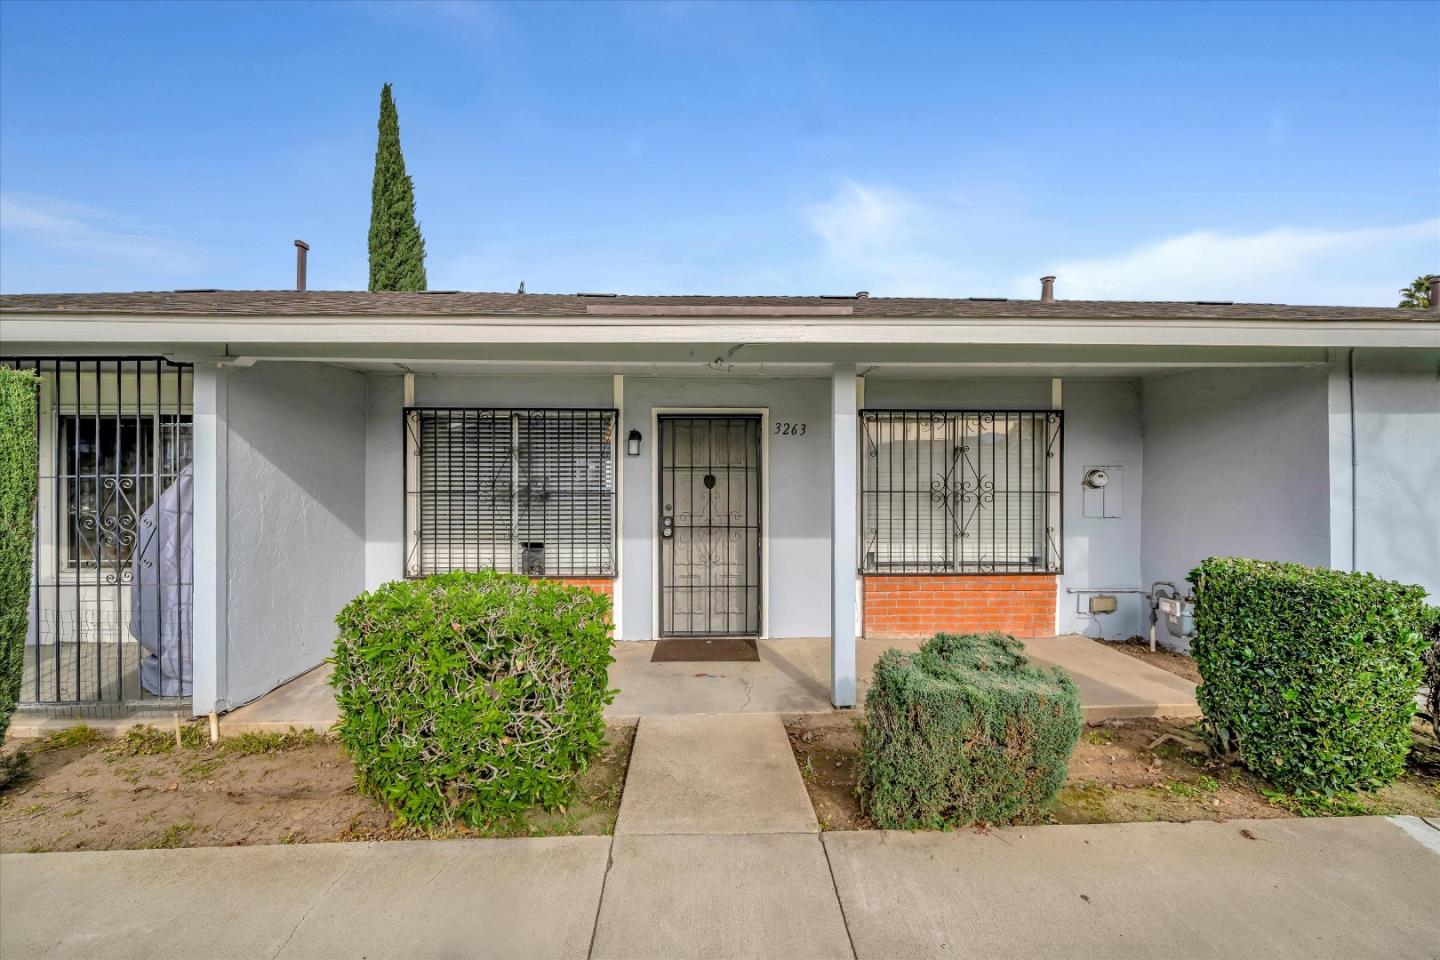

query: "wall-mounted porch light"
left=626, top=429, right=643, bottom=457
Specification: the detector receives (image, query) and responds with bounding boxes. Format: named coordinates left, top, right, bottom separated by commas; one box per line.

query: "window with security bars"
left=860, top=410, right=1062, bottom=574
left=404, top=408, right=618, bottom=577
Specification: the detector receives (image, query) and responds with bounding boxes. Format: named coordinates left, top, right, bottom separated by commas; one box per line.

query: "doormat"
left=651, top=637, right=761, bottom=663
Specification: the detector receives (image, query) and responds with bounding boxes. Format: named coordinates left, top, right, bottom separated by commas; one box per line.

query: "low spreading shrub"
left=332, top=571, right=613, bottom=827
left=1190, top=557, right=1429, bottom=795
left=858, top=632, right=1081, bottom=829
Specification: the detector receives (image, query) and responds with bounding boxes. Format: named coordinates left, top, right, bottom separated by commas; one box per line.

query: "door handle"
left=660, top=516, right=674, bottom=539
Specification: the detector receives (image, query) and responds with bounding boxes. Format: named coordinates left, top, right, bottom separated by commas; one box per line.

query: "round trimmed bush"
left=331, top=571, right=614, bottom=826
left=858, top=632, right=1081, bottom=829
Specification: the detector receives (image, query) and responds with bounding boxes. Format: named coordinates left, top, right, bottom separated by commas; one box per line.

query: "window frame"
left=402, top=406, right=620, bottom=579
left=858, top=408, right=1064, bottom=576
left=56, top=412, right=193, bottom=570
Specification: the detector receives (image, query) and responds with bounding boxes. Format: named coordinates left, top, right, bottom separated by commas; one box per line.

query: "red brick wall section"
left=548, top=577, right=614, bottom=597
left=863, top=575, right=1057, bottom=639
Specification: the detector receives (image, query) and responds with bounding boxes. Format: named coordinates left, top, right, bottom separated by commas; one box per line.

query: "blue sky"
left=1, top=0, right=1436, bottom=304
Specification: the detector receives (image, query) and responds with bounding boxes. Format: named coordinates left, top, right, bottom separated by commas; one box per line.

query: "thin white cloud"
left=1037, top=221, right=1440, bottom=305
left=805, top=180, right=969, bottom=296
left=0, top=192, right=200, bottom=275
left=806, top=179, right=1438, bottom=305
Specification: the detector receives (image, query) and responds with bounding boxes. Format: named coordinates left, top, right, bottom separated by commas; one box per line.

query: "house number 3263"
left=774, top=422, right=807, bottom=436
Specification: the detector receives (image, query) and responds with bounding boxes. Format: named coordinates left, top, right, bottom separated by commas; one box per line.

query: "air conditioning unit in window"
left=521, top=542, right=546, bottom=576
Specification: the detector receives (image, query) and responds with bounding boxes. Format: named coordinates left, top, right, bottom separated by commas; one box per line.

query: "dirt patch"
left=0, top=720, right=634, bottom=853
left=784, top=713, right=1440, bottom=828
left=784, top=715, right=873, bottom=831
left=1094, top=636, right=1203, bottom=684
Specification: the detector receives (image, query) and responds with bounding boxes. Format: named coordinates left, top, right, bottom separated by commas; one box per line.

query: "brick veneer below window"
left=547, top=577, right=614, bottom=596
left=863, top=575, right=1057, bottom=639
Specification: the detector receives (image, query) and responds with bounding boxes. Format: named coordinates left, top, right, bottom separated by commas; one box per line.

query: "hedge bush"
left=1190, top=557, right=1429, bottom=795
left=858, top=632, right=1081, bottom=829
left=1421, top=606, right=1440, bottom=734
left=331, top=571, right=614, bottom=827
left=0, top=368, right=39, bottom=743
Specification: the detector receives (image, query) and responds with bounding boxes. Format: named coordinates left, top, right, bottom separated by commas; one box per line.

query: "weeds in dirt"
left=146, top=822, right=198, bottom=849
left=215, top=728, right=326, bottom=756
left=107, top=724, right=199, bottom=756
left=1262, top=789, right=1371, bottom=817
left=39, top=725, right=105, bottom=751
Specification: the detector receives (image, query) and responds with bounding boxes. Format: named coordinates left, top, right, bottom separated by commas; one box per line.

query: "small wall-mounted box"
left=1082, top=465, right=1123, bottom=518
left=1088, top=594, right=1119, bottom=614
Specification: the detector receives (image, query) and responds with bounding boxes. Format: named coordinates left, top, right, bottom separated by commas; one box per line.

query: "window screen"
left=404, top=408, right=617, bottom=577
left=860, top=410, right=1062, bottom=574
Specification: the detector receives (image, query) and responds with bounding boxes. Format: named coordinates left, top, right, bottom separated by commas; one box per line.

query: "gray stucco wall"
left=363, top=372, right=1152, bottom=641
left=1340, top=349, right=1440, bottom=600
left=1140, top=365, right=1332, bottom=648
left=1055, top=381, right=1146, bottom=638
left=620, top=377, right=833, bottom=640
left=224, top=361, right=367, bottom=707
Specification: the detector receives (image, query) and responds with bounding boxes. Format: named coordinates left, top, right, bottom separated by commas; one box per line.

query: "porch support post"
left=191, top=363, right=228, bottom=717
left=830, top=364, right=858, bottom=707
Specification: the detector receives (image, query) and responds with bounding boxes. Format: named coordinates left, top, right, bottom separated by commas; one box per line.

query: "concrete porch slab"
left=17, top=631, right=1195, bottom=742
left=0, top=837, right=611, bottom=960
left=615, top=713, right=818, bottom=835
left=1022, top=635, right=1199, bottom=720
left=590, top=833, right=853, bottom=960
left=221, top=662, right=337, bottom=735
left=822, top=817, right=1440, bottom=960
left=608, top=634, right=1199, bottom=722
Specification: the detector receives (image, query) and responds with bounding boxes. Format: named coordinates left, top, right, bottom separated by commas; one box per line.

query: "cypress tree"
left=368, top=83, right=428, bottom=291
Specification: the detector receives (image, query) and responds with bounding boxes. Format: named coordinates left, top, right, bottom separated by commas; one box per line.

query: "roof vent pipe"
left=1429, top=275, right=1439, bottom=313
left=1039, top=275, right=1056, bottom=302
left=294, top=240, right=309, bottom=292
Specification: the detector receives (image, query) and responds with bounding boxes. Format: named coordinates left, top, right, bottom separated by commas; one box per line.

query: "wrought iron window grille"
left=1, top=357, right=194, bottom=707
left=859, top=409, right=1063, bottom=575
left=404, top=407, right=618, bottom=578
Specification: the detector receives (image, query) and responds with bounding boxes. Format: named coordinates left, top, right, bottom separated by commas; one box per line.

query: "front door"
left=657, top=415, right=762, bottom=637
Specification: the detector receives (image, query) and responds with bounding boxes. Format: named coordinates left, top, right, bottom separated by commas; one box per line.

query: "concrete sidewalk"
left=3, top=817, right=1435, bottom=959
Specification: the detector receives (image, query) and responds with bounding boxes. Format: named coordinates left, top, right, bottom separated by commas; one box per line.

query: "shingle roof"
left=0, top=290, right=1432, bottom=322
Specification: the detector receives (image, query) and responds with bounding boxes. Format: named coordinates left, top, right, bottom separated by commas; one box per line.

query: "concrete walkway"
left=3, top=817, right=1435, bottom=959
left=615, top=713, right=818, bottom=835
left=183, top=633, right=1197, bottom=739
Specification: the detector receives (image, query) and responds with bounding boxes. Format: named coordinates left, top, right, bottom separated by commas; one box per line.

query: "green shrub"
left=1190, top=557, right=1429, bottom=795
left=858, top=632, right=1081, bottom=829
left=0, top=368, right=39, bottom=742
left=1421, top=606, right=1440, bottom=734
left=331, top=571, right=614, bottom=827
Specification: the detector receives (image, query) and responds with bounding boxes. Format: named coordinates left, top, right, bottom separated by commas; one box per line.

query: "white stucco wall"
left=1140, top=365, right=1332, bottom=648
left=223, top=361, right=367, bottom=708
left=1332, top=348, right=1440, bottom=600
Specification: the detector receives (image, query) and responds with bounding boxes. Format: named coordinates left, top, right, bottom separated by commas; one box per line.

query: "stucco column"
left=190, top=363, right=228, bottom=716
left=830, top=364, right=858, bottom=707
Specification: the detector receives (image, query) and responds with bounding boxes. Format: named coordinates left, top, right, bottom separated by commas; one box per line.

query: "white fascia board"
left=4, top=314, right=1438, bottom=349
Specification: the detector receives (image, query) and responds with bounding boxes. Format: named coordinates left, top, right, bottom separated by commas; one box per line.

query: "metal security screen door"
left=657, top=415, right=762, bottom=637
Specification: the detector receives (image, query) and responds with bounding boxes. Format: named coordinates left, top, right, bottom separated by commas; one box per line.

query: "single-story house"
left=3, top=277, right=1438, bottom=717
